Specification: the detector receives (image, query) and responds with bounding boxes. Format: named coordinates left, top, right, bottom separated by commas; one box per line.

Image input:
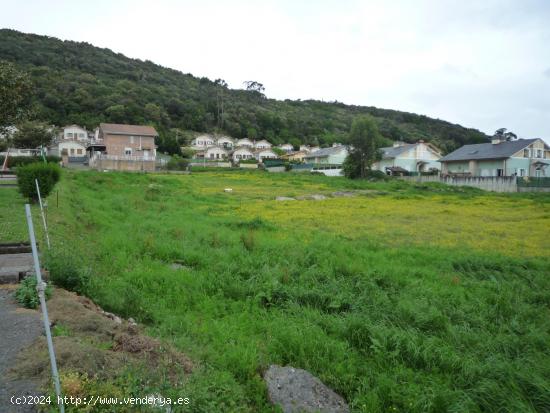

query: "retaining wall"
left=400, top=176, right=518, bottom=192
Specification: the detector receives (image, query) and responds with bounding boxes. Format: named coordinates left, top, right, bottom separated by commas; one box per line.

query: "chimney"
left=491, top=137, right=503, bottom=145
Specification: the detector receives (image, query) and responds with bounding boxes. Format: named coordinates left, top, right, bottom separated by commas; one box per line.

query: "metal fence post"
left=25, top=204, right=64, bottom=412
left=35, top=179, right=51, bottom=249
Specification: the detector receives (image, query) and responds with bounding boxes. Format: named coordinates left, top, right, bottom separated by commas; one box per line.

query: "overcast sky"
left=1, top=0, right=549, bottom=141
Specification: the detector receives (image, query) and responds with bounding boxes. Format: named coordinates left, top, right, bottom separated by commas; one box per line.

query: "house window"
left=130, top=136, right=134, bottom=144
left=524, top=149, right=529, bottom=157
left=519, top=168, right=526, bottom=177
left=67, top=133, right=73, bottom=138
left=537, top=149, right=542, bottom=158
left=124, top=148, right=132, bottom=155
left=497, top=169, right=504, bottom=176
left=77, top=149, right=83, bottom=155
left=70, top=148, right=75, bottom=155
left=78, top=133, right=85, bottom=138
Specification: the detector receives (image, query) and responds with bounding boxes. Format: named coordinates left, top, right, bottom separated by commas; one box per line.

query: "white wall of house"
left=63, top=125, right=89, bottom=141
left=232, top=148, right=254, bottom=161
left=216, top=136, right=234, bottom=148
left=205, top=146, right=228, bottom=159
left=254, top=140, right=272, bottom=149
left=279, top=143, right=293, bottom=152
left=255, top=149, right=278, bottom=162
left=192, top=135, right=215, bottom=148
left=59, top=141, right=87, bottom=157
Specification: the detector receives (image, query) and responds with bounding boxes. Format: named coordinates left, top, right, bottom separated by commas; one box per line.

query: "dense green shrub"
left=166, top=154, right=189, bottom=171
left=45, top=250, right=90, bottom=294
left=15, top=276, right=52, bottom=309
left=16, top=162, right=61, bottom=201
left=0, top=155, right=61, bottom=168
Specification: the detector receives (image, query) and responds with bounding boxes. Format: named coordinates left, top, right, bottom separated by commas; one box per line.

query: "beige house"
left=283, top=150, right=308, bottom=162
left=99, top=123, right=157, bottom=160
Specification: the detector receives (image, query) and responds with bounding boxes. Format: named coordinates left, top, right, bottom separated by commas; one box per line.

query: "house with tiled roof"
left=304, top=145, right=349, bottom=165
left=372, top=141, right=442, bottom=175
left=439, top=137, right=549, bottom=177
left=98, top=123, right=157, bottom=160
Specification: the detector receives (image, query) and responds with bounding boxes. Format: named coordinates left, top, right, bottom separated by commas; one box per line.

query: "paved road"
left=0, top=288, right=42, bottom=412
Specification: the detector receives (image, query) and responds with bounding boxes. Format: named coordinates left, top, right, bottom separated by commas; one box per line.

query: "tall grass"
left=45, top=170, right=550, bottom=412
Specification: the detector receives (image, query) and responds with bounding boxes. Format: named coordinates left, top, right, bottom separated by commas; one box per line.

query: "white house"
left=56, top=140, right=87, bottom=158
left=372, top=141, right=442, bottom=174
left=191, top=134, right=215, bottom=148
left=439, top=138, right=550, bottom=177
left=279, top=143, right=294, bottom=152
left=236, top=138, right=254, bottom=148
left=62, top=125, right=89, bottom=142
left=203, top=146, right=228, bottom=160
left=232, top=147, right=255, bottom=162
left=304, top=146, right=349, bottom=165
left=254, top=149, right=278, bottom=162
left=216, top=136, right=235, bottom=149
left=254, top=139, right=272, bottom=149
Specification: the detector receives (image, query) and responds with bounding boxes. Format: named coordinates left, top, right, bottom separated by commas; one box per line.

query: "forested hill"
left=0, top=29, right=489, bottom=152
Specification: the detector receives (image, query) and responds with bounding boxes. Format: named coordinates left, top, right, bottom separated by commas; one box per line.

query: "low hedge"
left=16, top=162, right=61, bottom=201
left=0, top=155, right=61, bottom=168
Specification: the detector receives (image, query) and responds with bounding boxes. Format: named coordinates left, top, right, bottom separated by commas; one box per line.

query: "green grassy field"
left=10, top=170, right=550, bottom=412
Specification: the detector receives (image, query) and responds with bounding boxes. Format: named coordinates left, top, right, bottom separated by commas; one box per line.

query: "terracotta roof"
left=99, top=123, right=158, bottom=137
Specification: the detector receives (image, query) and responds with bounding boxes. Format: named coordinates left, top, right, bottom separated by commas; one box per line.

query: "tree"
left=12, top=121, right=57, bottom=149
left=343, top=116, right=383, bottom=179
left=0, top=61, right=33, bottom=131
left=493, top=128, right=517, bottom=141
left=215, top=79, right=228, bottom=129
left=243, top=80, right=265, bottom=93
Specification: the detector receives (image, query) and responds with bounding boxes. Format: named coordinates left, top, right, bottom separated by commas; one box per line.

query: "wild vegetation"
left=14, top=170, right=545, bottom=412
left=0, top=29, right=489, bottom=153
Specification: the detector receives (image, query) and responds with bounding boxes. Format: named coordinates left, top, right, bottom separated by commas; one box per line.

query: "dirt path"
left=0, top=287, right=42, bottom=412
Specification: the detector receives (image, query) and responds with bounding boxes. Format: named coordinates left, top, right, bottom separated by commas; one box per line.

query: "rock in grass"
left=276, top=197, right=296, bottom=201
left=264, top=365, right=349, bottom=413
left=332, top=191, right=357, bottom=197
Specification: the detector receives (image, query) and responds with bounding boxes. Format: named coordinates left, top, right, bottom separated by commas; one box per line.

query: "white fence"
left=399, top=175, right=518, bottom=192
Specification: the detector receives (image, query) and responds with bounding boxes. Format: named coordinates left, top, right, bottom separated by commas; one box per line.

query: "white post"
left=35, top=179, right=51, bottom=249
left=25, top=204, right=64, bottom=412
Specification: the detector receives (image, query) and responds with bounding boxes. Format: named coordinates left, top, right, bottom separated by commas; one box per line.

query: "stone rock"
left=276, top=197, right=296, bottom=201
left=264, top=365, right=349, bottom=413
left=128, top=317, right=137, bottom=326
left=310, top=194, right=326, bottom=200
left=332, top=191, right=357, bottom=197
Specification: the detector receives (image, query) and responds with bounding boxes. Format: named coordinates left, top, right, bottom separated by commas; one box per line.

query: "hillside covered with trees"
left=0, top=29, right=489, bottom=153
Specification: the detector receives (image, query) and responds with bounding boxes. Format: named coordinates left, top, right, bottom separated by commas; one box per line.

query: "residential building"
left=236, top=138, right=254, bottom=148
left=254, top=139, right=272, bottom=149
left=439, top=138, right=550, bottom=177
left=278, top=143, right=294, bottom=152
left=98, top=123, right=157, bottom=160
left=373, top=141, right=442, bottom=174
left=232, top=147, right=255, bottom=162
left=55, top=140, right=87, bottom=158
left=283, top=150, right=308, bottom=162
left=191, top=134, right=215, bottom=149
left=61, top=124, right=89, bottom=142
left=202, top=146, right=229, bottom=160
left=216, top=136, right=234, bottom=149
left=304, top=146, right=349, bottom=164
left=254, top=148, right=278, bottom=162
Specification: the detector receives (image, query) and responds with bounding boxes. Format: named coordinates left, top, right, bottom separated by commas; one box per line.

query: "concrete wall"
left=400, top=175, right=518, bottom=192
left=92, top=158, right=155, bottom=171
